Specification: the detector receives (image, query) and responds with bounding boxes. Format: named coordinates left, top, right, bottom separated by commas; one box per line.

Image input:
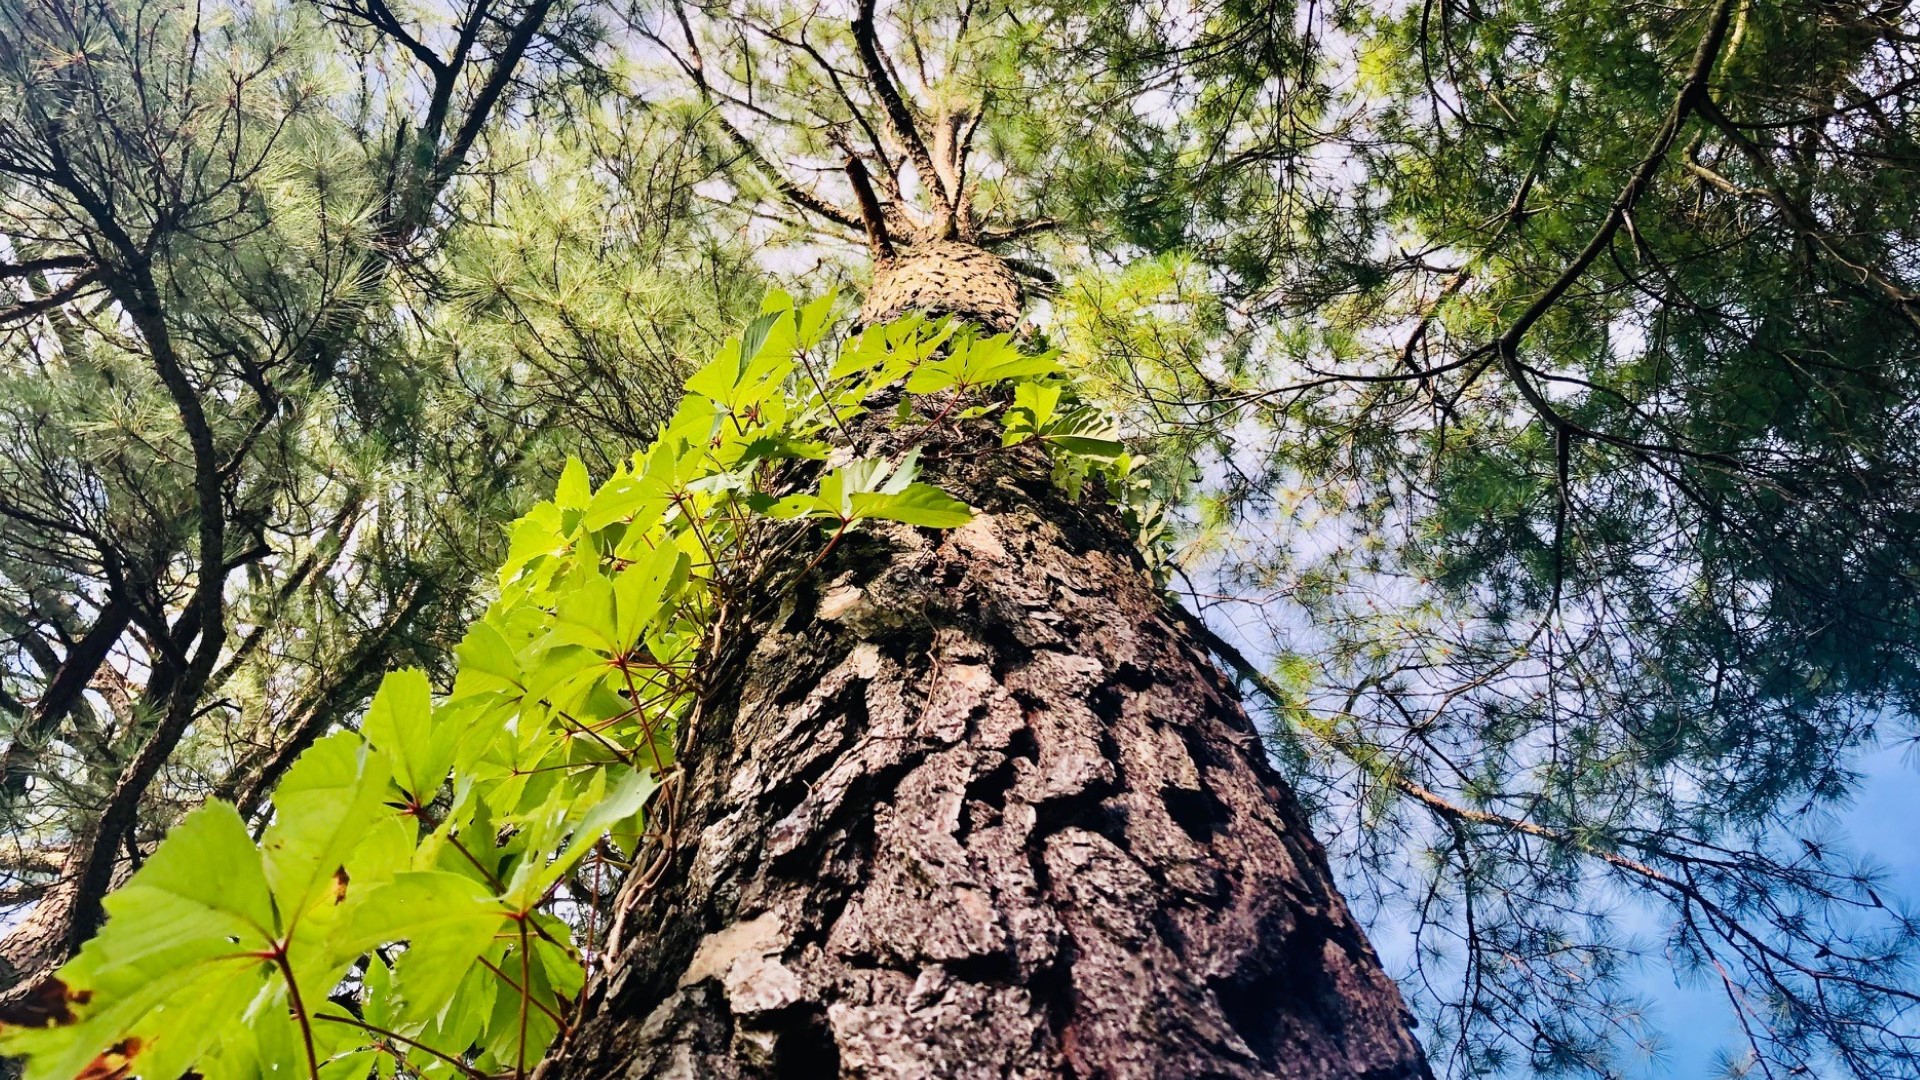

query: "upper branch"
left=429, top=0, right=559, bottom=202
left=0, top=255, right=89, bottom=281
left=839, top=140, right=895, bottom=258
left=851, top=0, right=950, bottom=216
left=1486, top=0, right=1741, bottom=429
left=663, top=1, right=861, bottom=232
left=0, top=268, right=100, bottom=328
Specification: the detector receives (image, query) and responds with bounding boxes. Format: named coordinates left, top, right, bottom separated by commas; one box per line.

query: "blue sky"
left=1641, top=747, right=1920, bottom=1078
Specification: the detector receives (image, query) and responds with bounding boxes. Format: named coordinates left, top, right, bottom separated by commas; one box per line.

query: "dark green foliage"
left=1017, top=1, right=1920, bottom=1074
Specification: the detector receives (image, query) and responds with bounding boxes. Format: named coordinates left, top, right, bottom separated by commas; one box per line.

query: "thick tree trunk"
left=539, top=246, right=1429, bottom=1079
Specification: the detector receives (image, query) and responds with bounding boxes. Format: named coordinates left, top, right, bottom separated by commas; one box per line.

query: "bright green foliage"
left=0, top=299, right=1139, bottom=1080
left=766, top=452, right=975, bottom=529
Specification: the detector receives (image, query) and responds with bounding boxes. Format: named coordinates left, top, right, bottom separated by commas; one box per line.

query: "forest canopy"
left=0, top=0, right=1917, bottom=1077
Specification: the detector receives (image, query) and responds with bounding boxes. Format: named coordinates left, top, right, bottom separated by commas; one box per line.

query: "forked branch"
left=851, top=0, right=950, bottom=214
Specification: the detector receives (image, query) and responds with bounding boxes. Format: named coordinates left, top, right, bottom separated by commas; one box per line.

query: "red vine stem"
left=269, top=946, right=321, bottom=1080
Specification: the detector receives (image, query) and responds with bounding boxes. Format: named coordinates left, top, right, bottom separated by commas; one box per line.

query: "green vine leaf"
left=1038, top=410, right=1127, bottom=458
left=906, top=333, right=1061, bottom=393
left=0, top=804, right=276, bottom=1080
left=853, top=484, right=975, bottom=527
left=767, top=450, right=975, bottom=527
left=452, top=620, right=526, bottom=702
left=684, top=309, right=797, bottom=411
left=340, top=871, right=510, bottom=1024
left=554, top=457, right=593, bottom=512
left=262, top=732, right=397, bottom=935
left=503, top=766, right=660, bottom=910
left=361, top=668, right=454, bottom=805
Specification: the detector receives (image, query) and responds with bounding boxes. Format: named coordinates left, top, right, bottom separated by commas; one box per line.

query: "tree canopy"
left=0, top=0, right=1917, bottom=1076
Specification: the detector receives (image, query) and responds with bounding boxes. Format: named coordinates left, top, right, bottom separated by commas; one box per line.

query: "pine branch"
left=317, top=0, right=449, bottom=76
left=0, top=267, right=100, bottom=327
left=1483, top=0, right=1741, bottom=428
left=977, top=219, right=1060, bottom=246
left=430, top=0, right=559, bottom=199
left=1697, top=93, right=1920, bottom=333
left=662, top=0, right=862, bottom=232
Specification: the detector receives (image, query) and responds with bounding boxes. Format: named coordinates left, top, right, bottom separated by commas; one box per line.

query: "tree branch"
left=838, top=140, right=895, bottom=258
left=977, top=219, right=1059, bottom=246
left=0, top=255, right=87, bottom=281
left=0, top=267, right=100, bottom=328
left=1696, top=93, right=1920, bottom=333
left=429, top=0, right=558, bottom=203
left=661, top=1, right=861, bottom=231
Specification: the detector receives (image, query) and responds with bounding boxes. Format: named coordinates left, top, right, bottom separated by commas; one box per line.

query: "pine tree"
left=505, top=7, right=1429, bottom=1069
left=541, top=254, right=1427, bottom=1076
left=5, top=0, right=1920, bottom=1076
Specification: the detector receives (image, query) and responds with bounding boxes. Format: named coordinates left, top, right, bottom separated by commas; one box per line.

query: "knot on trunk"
left=859, top=240, right=1022, bottom=335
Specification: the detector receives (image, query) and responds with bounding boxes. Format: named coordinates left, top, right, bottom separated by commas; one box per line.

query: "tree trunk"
left=539, top=245, right=1429, bottom=1079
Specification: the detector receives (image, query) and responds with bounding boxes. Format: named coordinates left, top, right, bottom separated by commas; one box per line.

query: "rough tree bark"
left=538, top=244, right=1430, bottom=1078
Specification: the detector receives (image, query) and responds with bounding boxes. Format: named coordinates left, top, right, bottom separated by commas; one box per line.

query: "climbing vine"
left=0, top=295, right=1154, bottom=1080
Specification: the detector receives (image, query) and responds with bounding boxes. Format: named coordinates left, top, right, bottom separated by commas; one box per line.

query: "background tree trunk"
left=542, top=244, right=1430, bottom=1079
